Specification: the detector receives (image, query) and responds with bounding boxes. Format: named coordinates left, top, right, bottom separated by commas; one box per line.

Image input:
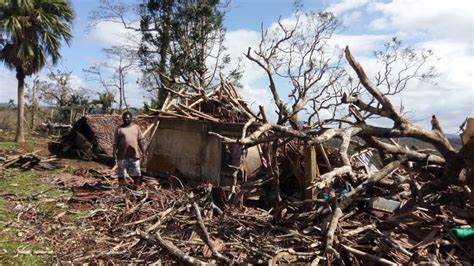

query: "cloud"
left=326, top=0, right=369, bottom=15
left=329, top=34, right=389, bottom=55
left=399, top=39, right=474, bottom=131
left=224, top=29, right=264, bottom=84
left=368, top=0, right=474, bottom=42
left=78, top=0, right=473, bottom=133
left=223, top=29, right=277, bottom=118
left=340, top=10, right=362, bottom=26
left=85, top=21, right=140, bottom=48
left=344, top=37, right=474, bottom=133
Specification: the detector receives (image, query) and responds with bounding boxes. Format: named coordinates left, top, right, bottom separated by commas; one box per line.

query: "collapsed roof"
left=61, top=115, right=155, bottom=158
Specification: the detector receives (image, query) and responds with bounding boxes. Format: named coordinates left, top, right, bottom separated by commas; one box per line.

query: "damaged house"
left=61, top=115, right=155, bottom=159
left=146, top=118, right=262, bottom=186
left=145, top=84, right=263, bottom=187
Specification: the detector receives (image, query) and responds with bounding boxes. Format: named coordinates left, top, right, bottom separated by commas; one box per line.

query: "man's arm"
left=139, top=139, right=147, bottom=159
left=113, top=128, right=118, bottom=161
left=137, top=126, right=147, bottom=159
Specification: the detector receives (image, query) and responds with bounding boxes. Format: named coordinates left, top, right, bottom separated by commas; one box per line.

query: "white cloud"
left=223, top=29, right=278, bottom=119
left=368, top=0, right=474, bottom=42
left=329, top=33, right=389, bottom=55
left=69, top=74, right=87, bottom=89
left=224, top=29, right=264, bottom=84
left=85, top=21, right=140, bottom=48
left=340, top=10, right=362, bottom=26
left=238, top=82, right=274, bottom=117
left=344, top=37, right=474, bottom=133
left=74, top=0, right=474, bottom=134
left=326, top=0, right=369, bottom=15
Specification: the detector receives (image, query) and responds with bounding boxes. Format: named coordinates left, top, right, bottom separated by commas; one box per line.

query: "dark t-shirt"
left=114, top=124, right=143, bottom=160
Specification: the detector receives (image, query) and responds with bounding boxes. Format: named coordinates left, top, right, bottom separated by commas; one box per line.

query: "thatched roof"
left=67, top=115, right=155, bottom=156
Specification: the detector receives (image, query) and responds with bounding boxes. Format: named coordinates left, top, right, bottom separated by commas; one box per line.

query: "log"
left=341, top=244, right=397, bottom=266
left=339, top=160, right=402, bottom=210
left=178, top=103, right=220, bottom=122
left=304, top=142, right=319, bottom=210
left=324, top=206, right=343, bottom=253
left=137, top=229, right=207, bottom=266
left=191, top=201, right=233, bottom=264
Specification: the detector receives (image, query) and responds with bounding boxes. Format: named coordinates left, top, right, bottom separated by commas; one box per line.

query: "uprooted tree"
left=195, top=10, right=471, bottom=259
left=212, top=10, right=468, bottom=191
left=159, top=9, right=470, bottom=204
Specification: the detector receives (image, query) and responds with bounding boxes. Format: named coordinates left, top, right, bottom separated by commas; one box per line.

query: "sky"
left=0, top=0, right=473, bottom=133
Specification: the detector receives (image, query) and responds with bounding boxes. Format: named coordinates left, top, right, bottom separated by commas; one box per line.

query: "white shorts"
left=117, top=159, right=141, bottom=179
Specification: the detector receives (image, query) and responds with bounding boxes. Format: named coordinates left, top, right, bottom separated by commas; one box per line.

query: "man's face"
left=123, top=113, right=132, bottom=126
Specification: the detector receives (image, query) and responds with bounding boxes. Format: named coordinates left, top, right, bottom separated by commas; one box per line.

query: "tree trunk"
left=15, top=69, right=26, bottom=143
left=270, top=141, right=281, bottom=206
left=119, top=87, right=123, bottom=112
left=30, top=103, right=36, bottom=131
left=121, top=71, right=128, bottom=109
left=158, top=6, right=171, bottom=109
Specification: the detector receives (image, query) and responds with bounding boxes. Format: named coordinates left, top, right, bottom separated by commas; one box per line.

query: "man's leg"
left=126, top=159, right=142, bottom=187
left=116, top=159, right=127, bottom=186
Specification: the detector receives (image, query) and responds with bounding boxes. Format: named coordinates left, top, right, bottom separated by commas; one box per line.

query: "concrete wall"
left=147, top=118, right=245, bottom=184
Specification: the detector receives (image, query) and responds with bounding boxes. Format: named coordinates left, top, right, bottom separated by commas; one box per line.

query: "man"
left=113, top=111, right=146, bottom=187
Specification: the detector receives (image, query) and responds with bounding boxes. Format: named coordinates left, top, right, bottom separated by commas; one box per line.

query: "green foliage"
left=0, top=0, right=74, bottom=75
left=139, top=0, right=239, bottom=108
left=92, top=90, right=115, bottom=114
left=143, top=97, right=161, bottom=112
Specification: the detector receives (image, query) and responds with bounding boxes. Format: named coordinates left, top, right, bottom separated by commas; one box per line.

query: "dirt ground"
left=1, top=132, right=473, bottom=264
left=0, top=132, right=115, bottom=264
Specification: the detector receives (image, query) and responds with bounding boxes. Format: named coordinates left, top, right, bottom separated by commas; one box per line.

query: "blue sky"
left=0, top=0, right=473, bottom=133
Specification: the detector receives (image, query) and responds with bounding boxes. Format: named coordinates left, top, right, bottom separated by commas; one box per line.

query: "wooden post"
left=304, top=142, right=320, bottom=210
left=318, top=143, right=332, bottom=171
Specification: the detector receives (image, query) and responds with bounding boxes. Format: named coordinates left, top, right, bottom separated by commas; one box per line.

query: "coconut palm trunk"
left=15, top=68, right=25, bottom=142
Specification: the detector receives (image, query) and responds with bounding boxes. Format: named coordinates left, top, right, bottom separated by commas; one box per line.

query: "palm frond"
left=0, top=0, right=75, bottom=75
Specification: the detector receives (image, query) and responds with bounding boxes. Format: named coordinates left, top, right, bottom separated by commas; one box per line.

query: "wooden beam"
left=304, top=142, right=319, bottom=210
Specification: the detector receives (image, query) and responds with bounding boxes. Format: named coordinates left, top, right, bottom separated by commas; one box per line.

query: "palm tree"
left=0, top=0, right=74, bottom=142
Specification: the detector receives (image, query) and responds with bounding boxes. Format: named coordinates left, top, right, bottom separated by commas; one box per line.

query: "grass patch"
left=0, top=168, right=69, bottom=264
left=0, top=141, right=18, bottom=151
left=0, top=133, right=86, bottom=264
left=0, top=186, right=48, bottom=265
left=0, top=130, right=52, bottom=154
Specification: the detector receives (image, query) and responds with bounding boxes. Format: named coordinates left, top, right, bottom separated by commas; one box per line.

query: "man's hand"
left=139, top=139, right=147, bottom=160
left=112, top=145, right=117, bottom=162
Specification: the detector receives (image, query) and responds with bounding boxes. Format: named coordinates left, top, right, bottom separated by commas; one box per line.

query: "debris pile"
left=149, top=81, right=252, bottom=123
left=1, top=150, right=60, bottom=171
left=2, top=153, right=473, bottom=264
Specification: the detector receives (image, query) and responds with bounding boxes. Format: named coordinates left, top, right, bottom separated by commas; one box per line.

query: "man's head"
left=122, top=111, right=133, bottom=126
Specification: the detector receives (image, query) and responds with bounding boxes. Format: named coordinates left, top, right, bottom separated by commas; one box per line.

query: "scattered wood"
left=191, top=200, right=233, bottom=264
left=342, top=244, right=398, bottom=266
left=137, top=229, right=207, bottom=266
left=1, top=71, right=472, bottom=265
left=2, top=150, right=60, bottom=170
